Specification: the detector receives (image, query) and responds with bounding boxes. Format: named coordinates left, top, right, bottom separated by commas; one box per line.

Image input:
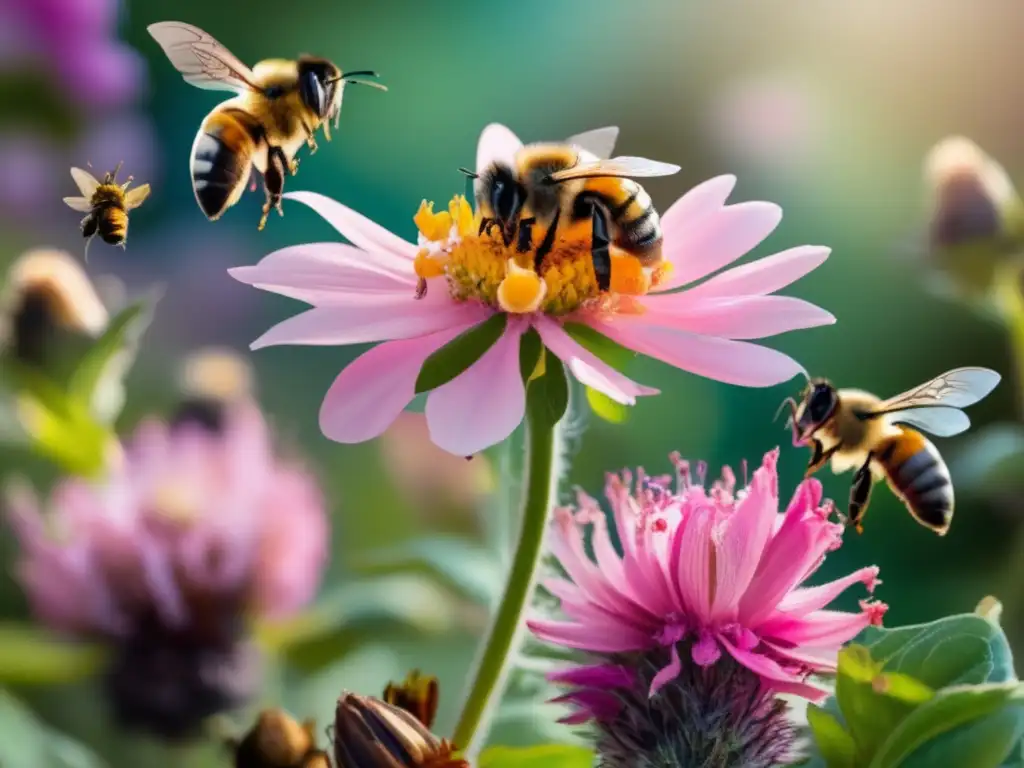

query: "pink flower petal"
left=548, top=664, right=636, bottom=689
left=656, top=175, right=737, bottom=238
left=761, top=608, right=877, bottom=648
left=526, top=617, right=650, bottom=652
left=284, top=191, right=418, bottom=260
left=638, top=295, right=835, bottom=340
left=776, top=566, right=881, bottom=616
left=762, top=640, right=840, bottom=674
left=649, top=642, right=683, bottom=696
left=590, top=318, right=805, bottom=387
left=319, top=322, right=481, bottom=444
left=658, top=202, right=783, bottom=291
left=476, top=123, right=524, bottom=173
left=721, top=636, right=830, bottom=702
left=675, top=506, right=714, bottom=621
left=533, top=316, right=660, bottom=404
left=692, top=629, right=722, bottom=666
left=229, top=243, right=415, bottom=305
left=676, top=245, right=831, bottom=301
left=426, top=319, right=528, bottom=455
left=250, top=293, right=491, bottom=349
left=710, top=451, right=779, bottom=620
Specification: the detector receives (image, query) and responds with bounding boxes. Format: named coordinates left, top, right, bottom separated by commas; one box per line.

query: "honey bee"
left=465, top=126, right=679, bottom=292
left=226, top=708, right=332, bottom=768
left=62, top=163, right=150, bottom=260
left=148, top=21, right=386, bottom=231
left=780, top=367, right=1001, bottom=535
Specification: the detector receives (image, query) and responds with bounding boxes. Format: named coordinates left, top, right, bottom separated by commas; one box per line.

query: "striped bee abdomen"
left=191, top=108, right=259, bottom=220
left=98, top=207, right=128, bottom=244
left=878, top=428, right=954, bottom=535
left=572, top=177, right=662, bottom=261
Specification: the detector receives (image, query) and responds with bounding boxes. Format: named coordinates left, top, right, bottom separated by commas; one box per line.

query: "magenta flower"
left=527, top=449, right=885, bottom=766
left=230, top=123, right=834, bottom=456
left=6, top=398, right=328, bottom=740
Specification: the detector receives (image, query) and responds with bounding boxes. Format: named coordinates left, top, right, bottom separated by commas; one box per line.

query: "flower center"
left=411, top=196, right=673, bottom=316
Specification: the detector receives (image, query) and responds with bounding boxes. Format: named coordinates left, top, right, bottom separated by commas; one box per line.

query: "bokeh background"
left=3, top=1, right=1024, bottom=765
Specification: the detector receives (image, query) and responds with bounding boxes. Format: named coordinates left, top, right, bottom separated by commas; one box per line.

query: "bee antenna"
left=458, top=167, right=479, bottom=179
left=773, top=396, right=797, bottom=424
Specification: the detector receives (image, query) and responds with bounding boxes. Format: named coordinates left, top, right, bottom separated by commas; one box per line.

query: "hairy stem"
left=451, top=411, right=560, bottom=760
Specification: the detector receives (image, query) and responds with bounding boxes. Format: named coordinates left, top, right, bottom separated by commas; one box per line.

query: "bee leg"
left=303, top=120, right=319, bottom=154
left=590, top=205, right=612, bottom=292
left=805, top=439, right=841, bottom=477
left=516, top=217, right=536, bottom=252
left=533, top=207, right=561, bottom=272
left=479, top=217, right=495, bottom=237
left=259, top=148, right=288, bottom=231
left=847, top=453, right=875, bottom=535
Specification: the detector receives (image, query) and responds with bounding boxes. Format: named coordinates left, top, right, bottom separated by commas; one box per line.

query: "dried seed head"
left=383, top=670, right=440, bottom=729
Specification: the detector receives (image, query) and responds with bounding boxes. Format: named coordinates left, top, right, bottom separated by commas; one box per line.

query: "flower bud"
left=332, top=693, right=467, bottom=767
left=230, top=708, right=331, bottom=768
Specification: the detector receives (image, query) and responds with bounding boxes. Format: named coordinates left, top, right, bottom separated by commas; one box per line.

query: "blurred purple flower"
left=6, top=399, right=329, bottom=740
left=4, top=0, right=144, bottom=109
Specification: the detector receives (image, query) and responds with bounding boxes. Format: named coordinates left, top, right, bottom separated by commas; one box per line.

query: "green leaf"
left=585, top=385, right=629, bottom=423
left=415, top=314, right=507, bottom=394
left=67, top=299, right=154, bottom=423
left=14, top=393, right=116, bottom=479
left=348, top=535, right=502, bottom=606
left=562, top=322, right=636, bottom=370
left=0, top=624, right=106, bottom=685
left=261, top=575, right=460, bottom=671
left=834, top=646, right=934, bottom=761
left=479, top=744, right=595, bottom=767
left=526, top=348, right=569, bottom=427
left=807, top=705, right=857, bottom=768
left=518, top=327, right=543, bottom=383
left=871, top=682, right=1024, bottom=768
left=0, top=689, right=108, bottom=768
left=859, top=612, right=1016, bottom=687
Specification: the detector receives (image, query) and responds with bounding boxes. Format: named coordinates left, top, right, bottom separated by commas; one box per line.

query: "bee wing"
left=124, top=184, right=151, bottom=210
left=70, top=167, right=99, bottom=198
left=872, top=367, right=1002, bottom=413
left=147, top=21, right=259, bottom=94
left=886, top=406, right=972, bottom=437
left=565, top=126, right=619, bottom=160
left=547, top=156, right=681, bottom=182
left=63, top=196, right=93, bottom=213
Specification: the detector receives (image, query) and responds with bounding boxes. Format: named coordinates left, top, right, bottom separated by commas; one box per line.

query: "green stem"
left=451, top=410, right=559, bottom=760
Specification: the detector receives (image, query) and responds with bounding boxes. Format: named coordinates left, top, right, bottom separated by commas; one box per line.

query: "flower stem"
left=451, top=409, right=559, bottom=760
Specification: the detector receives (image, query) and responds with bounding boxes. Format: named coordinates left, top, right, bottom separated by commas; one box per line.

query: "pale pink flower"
left=230, top=124, right=834, bottom=456
left=5, top=400, right=328, bottom=740
left=527, top=449, right=885, bottom=744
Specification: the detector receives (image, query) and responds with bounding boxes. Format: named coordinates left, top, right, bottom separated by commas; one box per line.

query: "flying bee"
left=225, top=708, right=332, bottom=768
left=779, top=366, right=1001, bottom=536
left=62, top=163, right=150, bottom=260
left=148, top=21, right=386, bottom=231
left=464, top=125, right=679, bottom=293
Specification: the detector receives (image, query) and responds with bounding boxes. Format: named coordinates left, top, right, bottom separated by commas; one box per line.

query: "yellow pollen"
left=414, top=248, right=447, bottom=280
left=497, top=259, right=547, bottom=314
left=651, top=260, right=674, bottom=288
left=610, top=250, right=652, bottom=296
left=412, top=195, right=657, bottom=315
left=414, top=200, right=453, bottom=242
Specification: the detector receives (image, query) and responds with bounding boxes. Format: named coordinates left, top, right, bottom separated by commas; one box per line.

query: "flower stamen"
left=497, top=259, right=547, bottom=314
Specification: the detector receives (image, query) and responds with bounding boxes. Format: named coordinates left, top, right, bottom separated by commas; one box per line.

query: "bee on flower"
left=231, top=123, right=835, bottom=456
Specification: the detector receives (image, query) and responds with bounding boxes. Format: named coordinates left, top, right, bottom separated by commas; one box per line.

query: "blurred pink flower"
left=6, top=400, right=328, bottom=740
left=527, top=449, right=885, bottom=736
left=231, top=123, right=834, bottom=456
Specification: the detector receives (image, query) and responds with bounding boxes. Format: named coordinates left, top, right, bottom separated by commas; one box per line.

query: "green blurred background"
left=4, top=0, right=1024, bottom=765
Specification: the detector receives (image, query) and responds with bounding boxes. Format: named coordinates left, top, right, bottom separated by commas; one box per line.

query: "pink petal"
left=721, top=636, right=830, bottom=702
left=658, top=202, right=783, bottom=291
left=658, top=175, right=737, bottom=238
left=548, top=664, right=636, bottom=689
left=533, top=316, right=660, bottom=404
left=250, top=293, right=491, bottom=349
left=676, top=245, right=831, bottom=301
left=762, top=640, right=840, bottom=674
left=229, top=244, right=415, bottom=305
left=761, top=607, right=877, bottom=648
left=710, top=451, right=779, bottom=620
left=590, top=318, right=805, bottom=387
left=638, top=295, right=835, bottom=340
left=527, top=617, right=651, bottom=652
left=476, top=123, right=524, bottom=173
left=283, top=191, right=418, bottom=260
left=649, top=642, right=683, bottom=696
left=776, top=566, right=881, bottom=616
left=425, top=319, right=527, bottom=455
left=692, top=629, right=722, bottom=666
left=319, top=322, right=481, bottom=444
left=675, top=506, right=715, bottom=621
